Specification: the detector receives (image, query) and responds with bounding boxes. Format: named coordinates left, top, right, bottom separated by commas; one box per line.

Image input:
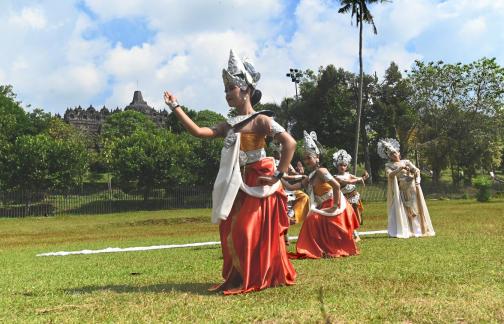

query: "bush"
left=473, top=176, right=492, bottom=202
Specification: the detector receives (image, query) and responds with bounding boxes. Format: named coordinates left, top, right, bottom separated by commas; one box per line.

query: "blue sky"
left=0, top=0, right=503, bottom=115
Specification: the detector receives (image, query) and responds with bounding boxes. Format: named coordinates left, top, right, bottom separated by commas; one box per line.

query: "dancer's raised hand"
left=164, top=91, right=179, bottom=109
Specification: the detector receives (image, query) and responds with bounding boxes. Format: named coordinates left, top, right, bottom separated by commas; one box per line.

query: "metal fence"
left=1, top=181, right=503, bottom=218
left=0, top=185, right=212, bottom=217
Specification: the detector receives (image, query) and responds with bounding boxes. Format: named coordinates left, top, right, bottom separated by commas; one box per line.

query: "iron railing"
left=1, top=182, right=502, bottom=218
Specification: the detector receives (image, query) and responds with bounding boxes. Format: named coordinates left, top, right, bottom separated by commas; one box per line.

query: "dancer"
left=285, top=131, right=359, bottom=259
left=332, top=149, right=368, bottom=225
left=378, top=138, right=436, bottom=238
left=164, top=49, right=296, bottom=294
left=271, top=142, right=310, bottom=224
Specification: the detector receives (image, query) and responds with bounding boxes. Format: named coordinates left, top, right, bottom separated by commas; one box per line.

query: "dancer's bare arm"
left=336, top=174, right=362, bottom=185
left=164, top=91, right=220, bottom=138
left=387, top=164, right=407, bottom=178
left=275, top=131, right=296, bottom=174
left=281, top=179, right=302, bottom=191
left=281, top=175, right=308, bottom=190
left=258, top=130, right=296, bottom=186
left=318, top=168, right=340, bottom=207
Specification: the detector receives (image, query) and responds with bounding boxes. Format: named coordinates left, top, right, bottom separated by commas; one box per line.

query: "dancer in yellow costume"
left=272, top=142, right=309, bottom=224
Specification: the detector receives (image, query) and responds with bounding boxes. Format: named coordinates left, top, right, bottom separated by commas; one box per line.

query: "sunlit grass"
left=1, top=199, right=503, bottom=322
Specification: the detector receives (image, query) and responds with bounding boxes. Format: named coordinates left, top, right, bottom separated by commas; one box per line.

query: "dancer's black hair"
left=251, top=88, right=262, bottom=106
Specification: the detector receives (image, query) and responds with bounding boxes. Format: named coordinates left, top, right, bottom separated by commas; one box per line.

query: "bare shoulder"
left=213, top=121, right=230, bottom=137
left=255, top=113, right=272, bottom=124
left=251, top=113, right=272, bottom=134
left=316, top=167, right=330, bottom=176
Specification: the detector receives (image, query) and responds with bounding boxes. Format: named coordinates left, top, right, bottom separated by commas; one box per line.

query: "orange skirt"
left=345, top=191, right=364, bottom=224
left=289, top=199, right=360, bottom=259
left=211, top=158, right=296, bottom=295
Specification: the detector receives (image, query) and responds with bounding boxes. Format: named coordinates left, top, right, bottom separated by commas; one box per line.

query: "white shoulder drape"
left=211, top=131, right=280, bottom=224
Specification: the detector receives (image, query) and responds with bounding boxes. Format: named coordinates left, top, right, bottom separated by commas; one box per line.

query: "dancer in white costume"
left=378, top=138, right=435, bottom=238
left=332, top=149, right=368, bottom=225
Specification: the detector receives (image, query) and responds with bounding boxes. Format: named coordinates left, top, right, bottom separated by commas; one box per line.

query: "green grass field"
left=1, top=199, right=503, bottom=323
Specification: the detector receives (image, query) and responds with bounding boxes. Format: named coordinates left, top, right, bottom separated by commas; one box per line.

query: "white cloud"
left=156, top=55, right=189, bottom=82
left=367, top=43, right=422, bottom=77
left=103, top=81, right=139, bottom=110
left=0, top=0, right=503, bottom=116
left=459, top=16, right=487, bottom=39
left=12, top=57, right=30, bottom=72
left=84, top=0, right=284, bottom=39
left=375, top=0, right=437, bottom=42
left=104, top=44, right=160, bottom=78
left=8, top=6, right=47, bottom=29
left=67, top=65, right=107, bottom=96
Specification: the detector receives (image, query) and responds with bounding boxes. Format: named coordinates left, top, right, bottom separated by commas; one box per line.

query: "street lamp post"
left=286, top=68, right=303, bottom=100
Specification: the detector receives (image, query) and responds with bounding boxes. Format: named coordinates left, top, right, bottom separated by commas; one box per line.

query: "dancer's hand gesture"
left=361, top=171, right=369, bottom=186
left=164, top=91, right=178, bottom=108
left=257, top=175, right=278, bottom=186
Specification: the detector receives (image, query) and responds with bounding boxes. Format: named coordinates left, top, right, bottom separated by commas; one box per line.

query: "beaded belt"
left=341, top=184, right=356, bottom=194
left=239, top=148, right=266, bottom=166
left=314, top=191, right=333, bottom=206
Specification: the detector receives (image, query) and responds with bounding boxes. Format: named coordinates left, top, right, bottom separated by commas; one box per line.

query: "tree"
left=101, top=110, right=157, bottom=140
left=358, top=72, right=379, bottom=182
left=102, top=109, right=199, bottom=192
left=338, top=0, right=389, bottom=174
left=1, top=85, right=88, bottom=195
left=184, top=110, right=225, bottom=185
left=370, top=62, right=417, bottom=157
left=193, top=109, right=226, bottom=127
left=0, top=85, right=30, bottom=142
left=0, top=137, right=12, bottom=191
left=160, top=108, right=225, bottom=186
left=106, top=128, right=193, bottom=200
left=291, top=65, right=357, bottom=150
left=27, top=108, right=52, bottom=135
left=45, top=118, right=89, bottom=192
left=408, top=58, right=504, bottom=185
left=408, top=60, right=462, bottom=184
left=8, top=119, right=89, bottom=194
left=166, top=106, right=197, bottom=133
left=10, top=134, right=52, bottom=194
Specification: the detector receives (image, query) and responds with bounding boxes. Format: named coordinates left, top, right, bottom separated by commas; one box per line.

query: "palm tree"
left=338, top=0, right=388, bottom=174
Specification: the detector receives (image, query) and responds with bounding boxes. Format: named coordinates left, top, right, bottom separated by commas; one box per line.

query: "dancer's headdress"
left=303, top=130, right=320, bottom=157
left=222, top=49, right=261, bottom=91
left=333, top=149, right=352, bottom=167
left=377, top=138, right=400, bottom=159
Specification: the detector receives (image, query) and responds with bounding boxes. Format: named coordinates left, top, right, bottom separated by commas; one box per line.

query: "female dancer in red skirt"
left=164, top=50, right=296, bottom=294
left=284, top=131, right=359, bottom=259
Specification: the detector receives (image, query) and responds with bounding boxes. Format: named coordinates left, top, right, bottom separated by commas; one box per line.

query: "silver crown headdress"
left=333, top=149, right=352, bottom=167
left=377, top=138, right=400, bottom=159
left=222, top=49, right=261, bottom=91
left=303, top=130, right=320, bottom=157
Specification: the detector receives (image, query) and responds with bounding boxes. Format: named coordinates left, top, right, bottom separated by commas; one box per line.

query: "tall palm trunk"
left=353, top=6, right=364, bottom=174
left=360, top=116, right=373, bottom=183
left=361, top=86, right=373, bottom=183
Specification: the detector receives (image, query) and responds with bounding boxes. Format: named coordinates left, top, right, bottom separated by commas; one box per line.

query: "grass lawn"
left=1, top=199, right=503, bottom=323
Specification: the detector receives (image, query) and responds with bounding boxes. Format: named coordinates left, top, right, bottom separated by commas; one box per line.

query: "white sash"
left=211, top=131, right=280, bottom=224
left=308, top=189, right=347, bottom=217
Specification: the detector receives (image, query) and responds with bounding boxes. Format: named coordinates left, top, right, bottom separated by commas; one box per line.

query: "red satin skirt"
left=289, top=198, right=360, bottom=259
left=211, top=158, right=296, bottom=295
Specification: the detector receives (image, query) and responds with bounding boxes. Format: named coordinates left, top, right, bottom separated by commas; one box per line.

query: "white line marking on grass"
left=355, top=230, right=388, bottom=235
left=36, top=230, right=387, bottom=257
left=36, top=241, right=222, bottom=257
